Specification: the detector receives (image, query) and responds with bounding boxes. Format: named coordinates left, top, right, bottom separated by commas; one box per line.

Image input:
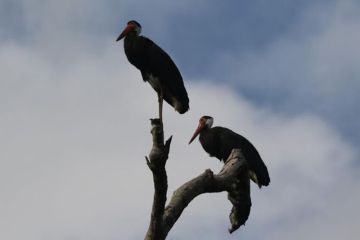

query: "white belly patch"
left=147, top=74, right=161, bottom=91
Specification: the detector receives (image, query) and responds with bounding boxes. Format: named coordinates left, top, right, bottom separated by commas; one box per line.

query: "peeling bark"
left=144, top=119, right=172, bottom=240
left=144, top=119, right=251, bottom=240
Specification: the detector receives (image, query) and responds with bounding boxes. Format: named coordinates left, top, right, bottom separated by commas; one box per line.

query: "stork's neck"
left=124, top=33, right=139, bottom=51
left=124, top=32, right=139, bottom=41
left=199, top=126, right=211, bottom=138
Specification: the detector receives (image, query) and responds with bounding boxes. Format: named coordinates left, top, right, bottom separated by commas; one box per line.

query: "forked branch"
left=144, top=119, right=251, bottom=240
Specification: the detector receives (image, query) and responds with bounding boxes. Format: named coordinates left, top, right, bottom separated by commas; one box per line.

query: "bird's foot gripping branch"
left=144, top=119, right=252, bottom=240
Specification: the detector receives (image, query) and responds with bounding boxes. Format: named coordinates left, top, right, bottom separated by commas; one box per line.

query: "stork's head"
left=188, top=116, right=213, bottom=144
left=116, top=20, right=142, bottom=41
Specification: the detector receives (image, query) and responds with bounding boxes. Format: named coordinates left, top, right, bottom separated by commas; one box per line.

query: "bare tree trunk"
left=144, top=119, right=172, bottom=240
left=144, top=119, right=251, bottom=239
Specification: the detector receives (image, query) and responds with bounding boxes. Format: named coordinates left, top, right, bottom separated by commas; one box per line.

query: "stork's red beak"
left=188, top=122, right=205, bottom=144
left=116, top=25, right=133, bottom=41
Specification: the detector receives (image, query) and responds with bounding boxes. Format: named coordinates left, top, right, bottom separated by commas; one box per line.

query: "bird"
left=189, top=116, right=270, bottom=188
left=116, top=20, right=189, bottom=122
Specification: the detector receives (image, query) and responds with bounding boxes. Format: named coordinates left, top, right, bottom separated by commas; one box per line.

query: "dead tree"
left=144, top=119, right=251, bottom=240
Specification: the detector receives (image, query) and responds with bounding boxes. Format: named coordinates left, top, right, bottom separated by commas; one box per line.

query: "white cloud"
left=1, top=1, right=359, bottom=239
left=213, top=0, right=360, bottom=141
left=0, top=39, right=359, bottom=239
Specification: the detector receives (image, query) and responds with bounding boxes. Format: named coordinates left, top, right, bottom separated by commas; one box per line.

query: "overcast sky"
left=1, top=0, right=359, bottom=239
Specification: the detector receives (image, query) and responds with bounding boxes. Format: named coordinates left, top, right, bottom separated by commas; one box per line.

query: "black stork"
left=189, top=116, right=270, bottom=188
left=116, top=20, right=189, bottom=122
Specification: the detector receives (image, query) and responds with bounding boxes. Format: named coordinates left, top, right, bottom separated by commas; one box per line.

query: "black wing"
left=139, top=36, right=189, bottom=113
left=215, top=127, right=270, bottom=187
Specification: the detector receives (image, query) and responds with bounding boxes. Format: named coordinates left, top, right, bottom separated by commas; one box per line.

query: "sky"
left=0, top=0, right=359, bottom=239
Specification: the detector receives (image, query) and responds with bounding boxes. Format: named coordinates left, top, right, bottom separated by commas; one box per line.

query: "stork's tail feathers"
left=249, top=170, right=270, bottom=188
left=175, top=103, right=189, bottom=114
left=169, top=97, right=189, bottom=114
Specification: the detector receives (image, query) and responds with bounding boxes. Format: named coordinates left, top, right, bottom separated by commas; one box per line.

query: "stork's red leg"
left=158, top=91, right=163, bottom=123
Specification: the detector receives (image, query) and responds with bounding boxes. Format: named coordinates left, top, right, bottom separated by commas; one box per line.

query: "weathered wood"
left=162, top=149, right=251, bottom=237
left=144, top=119, right=172, bottom=240
left=144, top=120, right=251, bottom=240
